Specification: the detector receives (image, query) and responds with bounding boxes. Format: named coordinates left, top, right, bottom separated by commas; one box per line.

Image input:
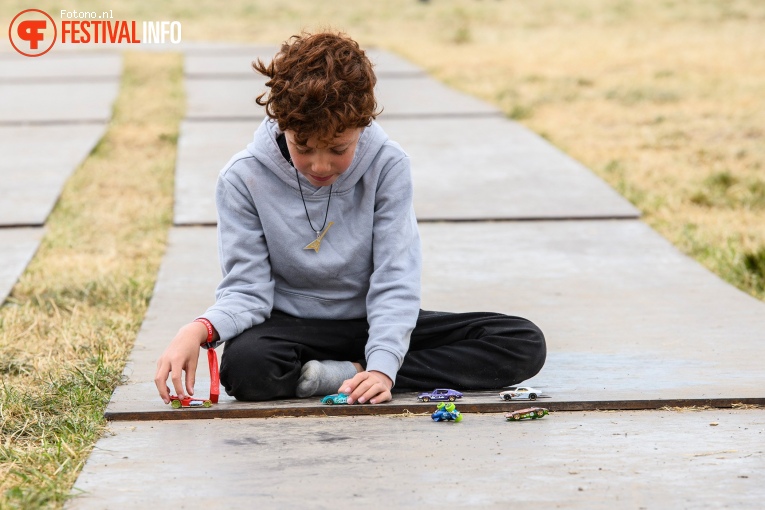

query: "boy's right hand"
left=154, top=321, right=209, bottom=403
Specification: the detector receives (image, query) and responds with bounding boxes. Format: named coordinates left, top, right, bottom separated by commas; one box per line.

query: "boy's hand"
left=340, top=370, right=393, bottom=405
left=154, top=322, right=207, bottom=403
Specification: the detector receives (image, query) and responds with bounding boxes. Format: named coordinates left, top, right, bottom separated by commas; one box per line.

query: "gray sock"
left=295, top=360, right=358, bottom=398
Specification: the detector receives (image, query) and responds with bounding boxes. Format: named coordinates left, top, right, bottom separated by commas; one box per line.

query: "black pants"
left=220, top=310, right=546, bottom=401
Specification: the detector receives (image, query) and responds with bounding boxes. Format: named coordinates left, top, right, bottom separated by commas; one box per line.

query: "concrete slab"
left=174, top=117, right=637, bottom=225
left=70, top=410, right=765, bottom=509
left=184, top=46, right=424, bottom=77
left=183, top=46, right=278, bottom=77
left=0, top=228, right=44, bottom=303
left=376, top=77, right=500, bottom=118
left=173, top=121, right=255, bottom=225
left=0, top=52, right=122, bottom=82
left=107, top=222, right=765, bottom=420
left=378, top=117, right=640, bottom=220
left=0, top=81, right=119, bottom=124
left=0, top=124, right=107, bottom=226
left=184, top=77, right=269, bottom=121
left=365, top=48, right=428, bottom=76
left=115, top=228, right=219, bottom=388
left=185, top=76, right=499, bottom=121
left=419, top=221, right=765, bottom=399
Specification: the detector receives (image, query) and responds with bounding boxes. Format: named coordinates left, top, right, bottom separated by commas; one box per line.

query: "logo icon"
left=9, top=9, right=57, bottom=57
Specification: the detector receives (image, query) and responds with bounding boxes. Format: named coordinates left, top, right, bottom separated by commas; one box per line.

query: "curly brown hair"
left=253, top=32, right=379, bottom=146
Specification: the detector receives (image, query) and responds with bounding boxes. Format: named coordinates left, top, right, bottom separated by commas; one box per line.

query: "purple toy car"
left=417, top=388, right=463, bottom=402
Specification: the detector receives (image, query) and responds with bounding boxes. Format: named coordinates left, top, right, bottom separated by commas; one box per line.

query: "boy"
left=155, top=32, right=546, bottom=406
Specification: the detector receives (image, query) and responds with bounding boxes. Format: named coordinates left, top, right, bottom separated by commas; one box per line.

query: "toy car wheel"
left=203, top=400, right=212, bottom=408
left=325, top=400, right=334, bottom=405
left=422, top=396, right=430, bottom=402
left=513, top=413, right=521, bottom=420
left=503, top=394, right=512, bottom=401
left=448, top=396, right=456, bottom=402
left=529, top=393, right=537, bottom=400
left=536, top=410, right=545, bottom=418
left=170, top=400, right=181, bottom=409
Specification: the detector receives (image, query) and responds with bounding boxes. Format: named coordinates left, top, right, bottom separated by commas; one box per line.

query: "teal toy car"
left=321, top=393, right=349, bottom=405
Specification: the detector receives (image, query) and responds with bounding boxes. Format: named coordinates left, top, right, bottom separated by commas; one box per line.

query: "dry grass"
left=0, top=52, right=182, bottom=507
left=373, top=3, right=765, bottom=300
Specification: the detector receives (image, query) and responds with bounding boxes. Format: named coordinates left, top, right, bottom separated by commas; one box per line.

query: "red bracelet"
left=194, top=317, right=214, bottom=346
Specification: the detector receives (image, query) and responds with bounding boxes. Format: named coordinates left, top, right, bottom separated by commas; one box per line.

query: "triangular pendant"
left=304, top=222, right=334, bottom=253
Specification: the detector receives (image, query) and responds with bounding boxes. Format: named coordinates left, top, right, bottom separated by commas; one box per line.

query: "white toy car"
left=499, top=386, right=540, bottom=401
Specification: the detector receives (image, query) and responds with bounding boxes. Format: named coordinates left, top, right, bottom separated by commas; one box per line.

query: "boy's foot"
left=296, top=360, right=358, bottom=398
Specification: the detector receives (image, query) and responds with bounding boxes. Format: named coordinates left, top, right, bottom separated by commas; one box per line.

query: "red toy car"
left=166, top=345, right=219, bottom=409
left=169, top=396, right=212, bottom=409
left=505, top=407, right=548, bottom=421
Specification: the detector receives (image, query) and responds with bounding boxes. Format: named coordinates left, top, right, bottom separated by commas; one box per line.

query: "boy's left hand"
left=340, top=370, right=392, bottom=405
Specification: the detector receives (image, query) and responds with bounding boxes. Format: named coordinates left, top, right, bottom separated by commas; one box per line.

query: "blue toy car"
left=432, top=402, right=463, bottom=422
left=321, top=393, right=349, bottom=405
left=417, top=388, right=463, bottom=402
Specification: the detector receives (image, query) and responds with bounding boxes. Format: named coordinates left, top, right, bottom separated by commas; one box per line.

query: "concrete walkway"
left=0, top=50, right=120, bottom=303
left=72, top=410, right=765, bottom=508
left=69, top=46, right=765, bottom=507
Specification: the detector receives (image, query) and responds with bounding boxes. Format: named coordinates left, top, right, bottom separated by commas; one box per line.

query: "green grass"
left=0, top=357, right=120, bottom=507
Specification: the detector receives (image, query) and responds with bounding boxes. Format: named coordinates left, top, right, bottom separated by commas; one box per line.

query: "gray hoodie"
left=202, top=118, right=422, bottom=383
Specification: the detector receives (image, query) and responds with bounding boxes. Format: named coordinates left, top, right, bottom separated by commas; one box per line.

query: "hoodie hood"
left=246, top=118, right=388, bottom=197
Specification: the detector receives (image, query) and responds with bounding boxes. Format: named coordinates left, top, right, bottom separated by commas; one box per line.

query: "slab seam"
left=104, top=397, right=765, bottom=422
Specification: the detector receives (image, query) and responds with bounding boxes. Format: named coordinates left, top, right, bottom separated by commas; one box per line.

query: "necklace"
left=295, top=167, right=333, bottom=252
